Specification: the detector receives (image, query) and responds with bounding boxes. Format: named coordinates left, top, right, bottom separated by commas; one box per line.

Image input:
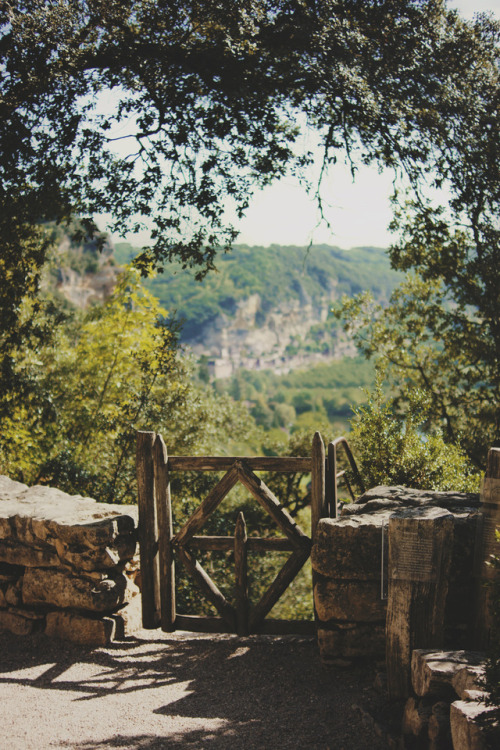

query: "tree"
left=0, top=265, right=254, bottom=503
left=338, top=263, right=500, bottom=469
left=347, top=378, right=479, bottom=491
left=2, top=1, right=498, bottom=320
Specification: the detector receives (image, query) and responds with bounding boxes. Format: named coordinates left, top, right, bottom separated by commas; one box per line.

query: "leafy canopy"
left=2, top=1, right=498, bottom=305
left=0, top=266, right=254, bottom=503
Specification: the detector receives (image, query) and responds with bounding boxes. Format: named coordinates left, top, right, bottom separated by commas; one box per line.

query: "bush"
left=349, top=380, right=480, bottom=492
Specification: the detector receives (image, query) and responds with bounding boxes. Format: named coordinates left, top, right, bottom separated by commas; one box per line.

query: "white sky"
left=232, top=0, right=500, bottom=249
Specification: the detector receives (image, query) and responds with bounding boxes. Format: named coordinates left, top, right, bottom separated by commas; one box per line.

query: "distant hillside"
left=115, top=242, right=398, bottom=339
left=113, top=243, right=400, bottom=376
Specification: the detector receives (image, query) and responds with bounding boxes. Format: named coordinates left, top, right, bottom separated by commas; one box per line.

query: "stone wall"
left=311, top=486, right=480, bottom=662
left=0, top=476, right=141, bottom=645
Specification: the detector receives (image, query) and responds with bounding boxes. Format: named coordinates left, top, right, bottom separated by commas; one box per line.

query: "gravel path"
left=0, top=629, right=389, bottom=749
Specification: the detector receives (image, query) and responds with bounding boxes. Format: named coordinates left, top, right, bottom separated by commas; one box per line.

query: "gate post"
left=311, top=431, right=326, bottom=540
left=136, top=430, right=160, bottom=628
left=154, top=434, right=176, bottom=632
left=234, top=511, right=249, bottom=636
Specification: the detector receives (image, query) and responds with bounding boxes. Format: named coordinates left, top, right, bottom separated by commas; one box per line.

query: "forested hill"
left=114, top=243, right=400, bottom=344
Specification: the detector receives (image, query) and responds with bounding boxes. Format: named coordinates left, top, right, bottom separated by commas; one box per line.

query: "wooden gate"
left=136, top=431, right=363, bottom=636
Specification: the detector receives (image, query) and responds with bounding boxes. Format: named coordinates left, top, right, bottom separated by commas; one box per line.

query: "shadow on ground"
left=0, top=630, right=388, bottom=749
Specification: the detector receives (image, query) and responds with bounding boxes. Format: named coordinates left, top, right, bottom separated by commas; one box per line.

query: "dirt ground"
left=0, top=629, right=393, bottom=750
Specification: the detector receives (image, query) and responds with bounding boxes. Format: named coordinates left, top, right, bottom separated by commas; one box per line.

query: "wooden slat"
left=153, top=434, right=176, bottom=632
left=190, top=535, right=295, bottom=552
left=327, top=441, right=338, bottom=519
left=189, top=535, right=234, bottom=551
left=311, top=432, right=326, bottom=539
left=136, top=430, right=160, bottom=629
left=168, top=456, right=312, bottom=472
left=247, top=537, right=295, bottom=552
left=174, top=614, right=232, bottom=634
left=175, top=544, right=236, bottom=630
left=329, top=436, right=365, bottom=495
left=237, top=461, right=310, bottom=548
left=173, top=465, right=240, bottom=547
left=248, top=547, right=311, bottom=632
left=234, top=512, right=249, bottom=636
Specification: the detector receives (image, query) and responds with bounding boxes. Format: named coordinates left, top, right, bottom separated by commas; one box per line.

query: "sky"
left=110, top=0, right=500, bottom=251
left=231, top=0, right=500, bottom=250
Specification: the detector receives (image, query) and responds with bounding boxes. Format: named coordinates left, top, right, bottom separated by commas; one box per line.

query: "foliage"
left=0, top=266, right=255, bottom=504
left=337, top=258, right=500, bottom=470
left=218, top=356, right=377, bottom=434
left=2, top=1, right=498, bottom=326
left=333, top=7, right=500, bottom=470
left=348, top=379, right=480, bottom=492
left=115, top=243, right=401, bottom=342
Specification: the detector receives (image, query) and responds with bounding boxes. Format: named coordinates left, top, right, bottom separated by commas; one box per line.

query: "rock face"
left=311, top=487, right=480, bottom=662
left=190, top=292, right=356, bottom=378
left=0, top=476, right=140, bottom=645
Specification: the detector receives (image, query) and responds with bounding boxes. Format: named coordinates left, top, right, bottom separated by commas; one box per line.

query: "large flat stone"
left=22, top=567, right=137, bottom=612
left=314, top=578, right=386, bottom=622
left=0, top=609, right=37, bottom=636
left=0, top=476, right=138, bottom=569
left=412, top=649, right=485, bottom=699
left=342, top=486, right=480, bottom=516
left=450, top=700, right=499, bottom=750
left=311, top=511, right=391, bottom=579
left=0, top=541, right=60, bottom=568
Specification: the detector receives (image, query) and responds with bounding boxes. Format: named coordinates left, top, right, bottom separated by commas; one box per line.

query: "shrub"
left=348, top=380, right=480, bottom=492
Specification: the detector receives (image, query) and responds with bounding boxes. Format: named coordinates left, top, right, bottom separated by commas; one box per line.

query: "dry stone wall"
left=311, top=486, right=480, bottom=662
left=0, top=475, right=141, bottom=645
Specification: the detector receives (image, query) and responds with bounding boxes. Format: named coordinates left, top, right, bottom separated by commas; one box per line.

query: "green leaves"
left=3, top=1, right=499, bottom=308
left=0, top=261, right=255, bottom=503
left=348, top=378, right=479, bottom=492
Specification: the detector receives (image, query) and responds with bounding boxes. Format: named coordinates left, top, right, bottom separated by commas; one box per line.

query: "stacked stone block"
left=311, top=486, right=480, bottom=662
left=0, top=476, right=140, bottom=645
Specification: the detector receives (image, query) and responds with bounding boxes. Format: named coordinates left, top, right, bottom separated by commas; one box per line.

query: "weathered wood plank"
left=168, top=456, right=312, bottom=472
left=190, top=535, right=295, bottom=552
left=173, top=465, right=240, bottom=547
left=474, top=446, right=500, bottom=649
left=175, top=544, right=236, bottom=630
left=249, top=547, right=311, bottom=632
left=234, top=512, right=249, bottom=636
left=327, top=441, right=338, bottom=519
left=247, top=537, right=295, bottom=552
left=311, top=432, right=326, bottom=540
left=386, top=507, right=454, bottom=700
left=174, top=614, right=314, bottom=635
left=329, top=436, right=365, bottom=496
left=174, top=614, right=232, bottom=634
left=237, top=461, right=310, bottom=548
left=136, top=430, right=160, bottom=629
left=153, top=434, right=176, bottom=632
